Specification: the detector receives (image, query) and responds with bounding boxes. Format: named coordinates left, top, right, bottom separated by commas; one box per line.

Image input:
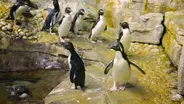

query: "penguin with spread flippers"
left=42, top=0, right=60, bottom=34
left=104, top=41, right=145, bottom=91
left=70, top=9, right=85, bottom=36
left=6, top=0, right=38, bottom=22
left=117, top=22, right=131, bottom=54
left=89, top=9, right=107, bottom=43
left=59, top=42, right=85, bottom=91
left=58, top=7, right=72, bottom=42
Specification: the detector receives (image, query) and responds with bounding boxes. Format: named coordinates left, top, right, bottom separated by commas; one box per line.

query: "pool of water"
left=0, top=69, right=67, bottom=104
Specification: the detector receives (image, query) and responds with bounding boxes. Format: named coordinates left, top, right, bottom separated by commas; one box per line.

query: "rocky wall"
left=162, top=10, right=184, bottom=95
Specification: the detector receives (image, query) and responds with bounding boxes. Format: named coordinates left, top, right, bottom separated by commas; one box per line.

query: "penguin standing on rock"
left=71, top=9, right=85, bottom=36
left=59, top=42, right=86, bottom=91
left=42, top=0, right=60, bottom=34
left=58, top=7, right=72, bottom=42
left=6, top=0, right=38, bottom=22
left=104, top=41, right=145, bottom=91
left=117, top=22, right=131, bottom=54
left=89, top=9, right=107, bottom=43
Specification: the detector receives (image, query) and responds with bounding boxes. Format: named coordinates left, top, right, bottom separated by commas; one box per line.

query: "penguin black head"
left=98, top=9, right=104, bottom=15
left=60, top=42, right=75, bottom=52
left=120, top=22, right=129, bottom=29
left=79, top=9, right=85, bottom=15
left=108, top=41, right=121, bottom=51
left=65, top=7, right=72, bottom=14
left=108, top=41, right=125, bottom=52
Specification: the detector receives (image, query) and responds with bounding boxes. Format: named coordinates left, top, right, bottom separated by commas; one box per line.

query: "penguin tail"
left=88, top=32, right=92, bottom=39
left=6, top=16, right=13, bottom=20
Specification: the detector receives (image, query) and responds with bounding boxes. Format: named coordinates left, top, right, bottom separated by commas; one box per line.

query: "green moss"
left=105, top=0, right=114, bottom=28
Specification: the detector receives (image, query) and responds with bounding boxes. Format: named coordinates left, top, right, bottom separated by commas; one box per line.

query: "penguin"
left=7, top=85, right=30, bottom=99
left=6, top=0, right=38, bottom=21
left=42, top=0, right=60, bottom=34
left=59, top=41, right=85, bottom=91
left=104, top=41, right=145, bottom=91
left=89, top=9, right=107, bottom=43
left=117, top=22, right=131, bottom=53
left=70, top=9, right=85, bottom=35
left=58, top=7, right=72, bottom=42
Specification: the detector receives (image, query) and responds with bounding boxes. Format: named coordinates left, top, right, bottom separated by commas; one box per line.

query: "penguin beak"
left=59, top=42, right=66, bottom=47
left=107, top=44, right=113, bottom=49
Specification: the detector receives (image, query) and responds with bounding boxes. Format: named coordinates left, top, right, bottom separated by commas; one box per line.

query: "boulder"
left=0, top=35, right=67, bottom=72
left=178, top=47, right=184, bottom=95
left=162, top=31, right=182, bottom=67
left=164, top=10, right=184, bottom=45
left=130, top=13, right=164, bottom=44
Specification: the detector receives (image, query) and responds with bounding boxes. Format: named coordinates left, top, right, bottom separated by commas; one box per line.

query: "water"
left=0, top=69, right=67, bottom=104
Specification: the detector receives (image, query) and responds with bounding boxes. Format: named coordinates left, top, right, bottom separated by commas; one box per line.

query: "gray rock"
left=171, top=94, right=183, bottom=102
left=170, top=89, right=178, bottom=95
left=0, top=21, right=6, bottom=26
left=164, top=11, right=184, bottom=45
left=178, top=47, right=184, bottom=95
left=130, top=13, right=164, bottom=44
left=19, top=32, right=25, bottom=36
left=1, top=26, right=7, bottom=31
left=6, top=24, right=12, bottom=31
left=162, top=31, right=182, bottom=67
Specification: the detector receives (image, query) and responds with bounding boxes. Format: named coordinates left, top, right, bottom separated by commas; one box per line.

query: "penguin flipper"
left=104, top=61, right=114, bottom=74
left=70, top=60, right=77, bottom=83
left=117, top=31, right=123, bottom=41
left=70, top=13, right=79, bottom=33
left=129, top=61, right=146, bottom=75
left=59, top=16, right=65, bottom=25
left=104, top=26, right=107, bottom=31
left=44, top=8, right=53, bottom=13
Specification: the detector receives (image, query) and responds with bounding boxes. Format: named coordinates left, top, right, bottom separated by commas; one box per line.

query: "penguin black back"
left=42, top=0, right=60, bottom=31
left=71, top=9, right=85, bottom=33
left=6, top=4, right=20, bottom=20
left=60, top=42, right=85, bottom=91
left=89, top=9, right=104, bottom=39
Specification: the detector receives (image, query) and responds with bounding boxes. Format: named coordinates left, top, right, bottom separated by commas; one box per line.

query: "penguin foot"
left=97, top=40, right=103, bottom=43
left=50, top=32, right=56, bottom=35
left=90, top=40, right=96, bottom=43
left=109, top=86, right=117, bottom=92
left=119, top=84, right=126, bottom=90
left=77, top=35, right=82, bottom=38
left=80, top=87, right=85, bottom=92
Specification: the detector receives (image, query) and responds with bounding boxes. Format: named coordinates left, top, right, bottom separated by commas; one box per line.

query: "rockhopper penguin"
left=58, top=7, right=72, bottom=42
left=89, top=9, right=107, bottom=43
left=6, top=0, right=38, bottom=21
left=117, top=22, right=131, bottom=54
left=59, top=41, right=85, bottom=91
left=104, top=41, right=145, bottom=91
left=42, top=0, right=60, bottom=34
left=70, top=9, right=85, bottom=35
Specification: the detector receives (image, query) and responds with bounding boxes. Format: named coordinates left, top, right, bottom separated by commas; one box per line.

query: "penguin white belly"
left=74, top=17, right=83, bottom=33
left=120, top=30, right=131, bottom=53
left=91, top=20, right=106, bottom=38
left=68, top=54, right=71, bottom=70
left=112, top=59, right=130, bottom=85
left=58, top=18, right=72, bottom=37
left=14, top=5, right=29, bottom=19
